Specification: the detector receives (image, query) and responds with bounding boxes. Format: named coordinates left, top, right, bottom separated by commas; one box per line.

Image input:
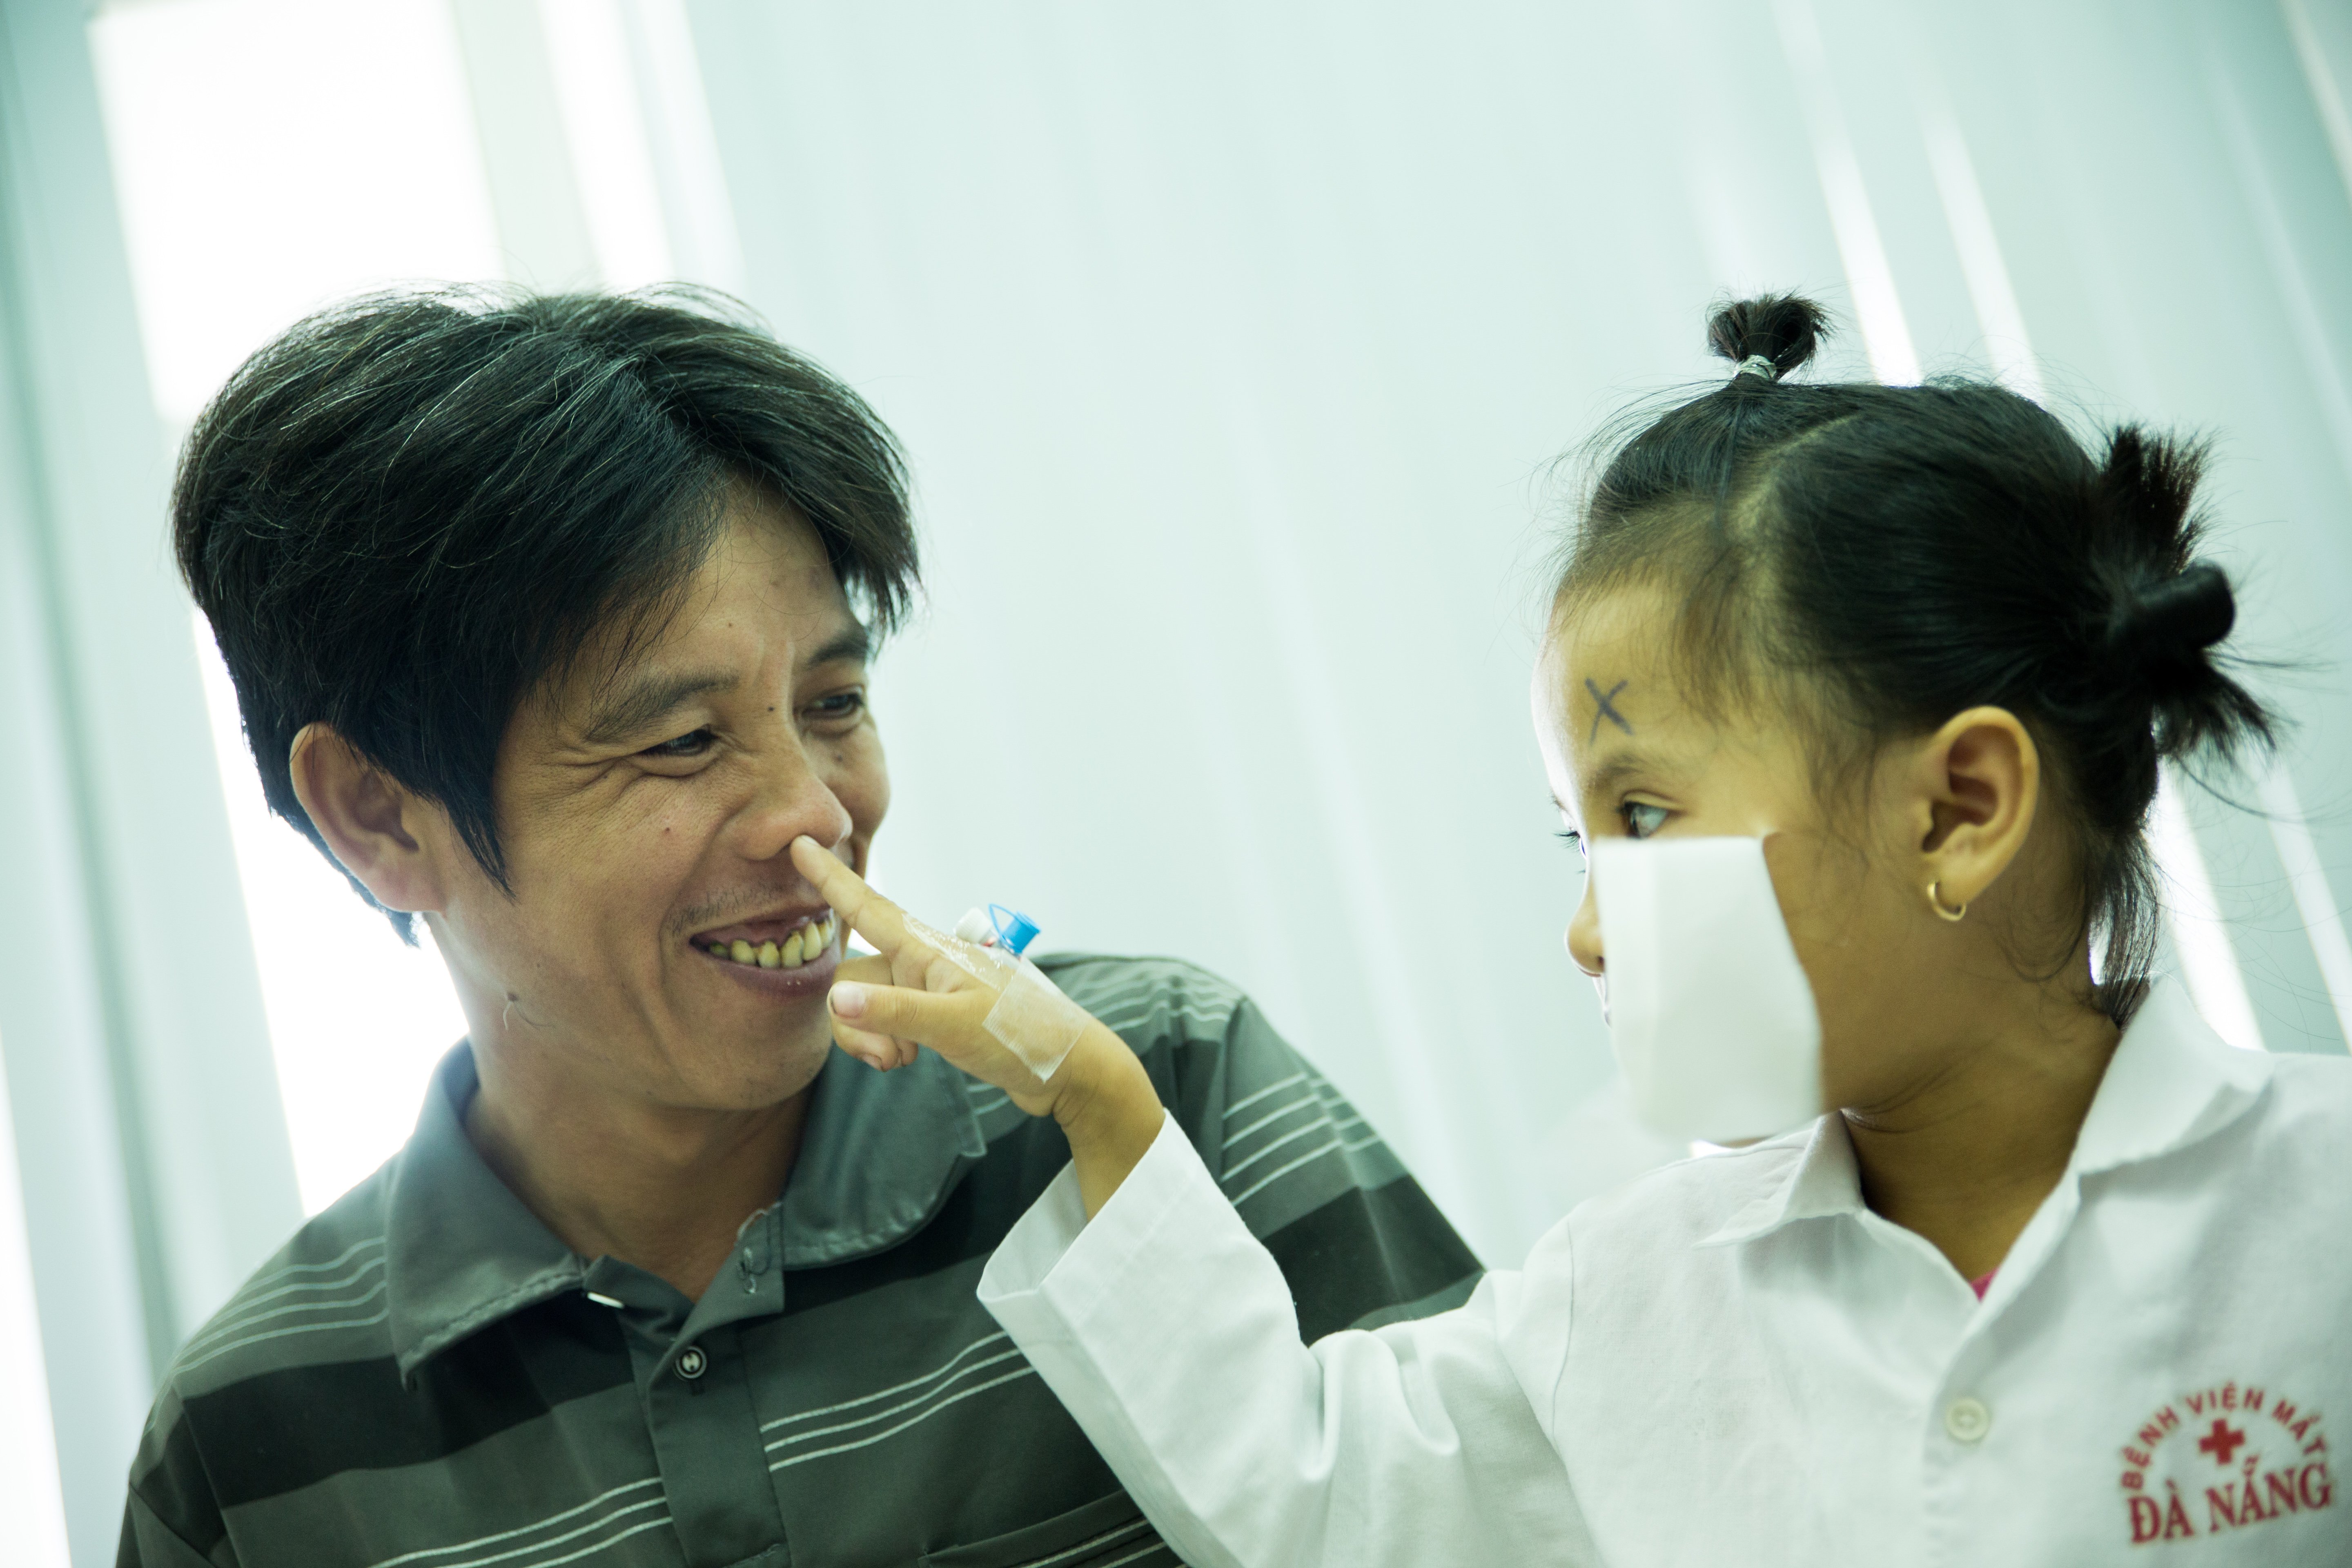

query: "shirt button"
left=675, top=1345, right=708, bottom=1381
left=1944, top=1396, right=1991, bottom=1443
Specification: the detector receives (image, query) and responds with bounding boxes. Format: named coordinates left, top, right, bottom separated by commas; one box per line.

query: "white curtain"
left=668, top=0, right=2352, bottom=1261
left=10, top=4, right=2352, bottom=1562
left=2, top=2, right=302, bottom=1562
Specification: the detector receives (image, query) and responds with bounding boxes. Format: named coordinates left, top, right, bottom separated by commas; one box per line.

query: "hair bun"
left=1706, top=294, right=1832, bottom=381
left=2104, top=561, right=2236, bottom=688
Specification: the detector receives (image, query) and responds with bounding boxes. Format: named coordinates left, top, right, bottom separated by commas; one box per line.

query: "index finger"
left=789, top=837, right=918, bottom=957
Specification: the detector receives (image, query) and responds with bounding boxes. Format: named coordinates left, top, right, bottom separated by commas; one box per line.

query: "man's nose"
left=742, top=744, right=853, bottom=860
left=1565, top=877, right=1604, bottom=978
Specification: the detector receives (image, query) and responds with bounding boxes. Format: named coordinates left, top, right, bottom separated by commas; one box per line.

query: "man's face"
left=428, top=488, right=886, bottom=1111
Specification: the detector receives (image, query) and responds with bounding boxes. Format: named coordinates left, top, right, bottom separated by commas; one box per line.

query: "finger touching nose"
left=789, top=838, right=907, bottom=955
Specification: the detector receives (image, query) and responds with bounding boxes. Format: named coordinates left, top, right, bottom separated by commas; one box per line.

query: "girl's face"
left=1531, top=582, right=2066, bottom=1118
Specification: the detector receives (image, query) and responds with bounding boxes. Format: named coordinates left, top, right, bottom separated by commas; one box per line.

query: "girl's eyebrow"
left=1580, top=746, right=1676, bottom=801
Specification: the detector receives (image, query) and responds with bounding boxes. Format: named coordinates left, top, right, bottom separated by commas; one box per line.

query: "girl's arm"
left=979, top=1111, right=1596, bottom=1567
left=786, top=838, right=1596, bottom=1566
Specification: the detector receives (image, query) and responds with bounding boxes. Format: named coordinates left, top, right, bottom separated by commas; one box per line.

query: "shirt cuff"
left=978, top=1108, right=1209, bottom=1343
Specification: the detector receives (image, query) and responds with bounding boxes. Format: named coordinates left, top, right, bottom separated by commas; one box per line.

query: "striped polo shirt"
left=118, top=954, right=1482, bottom=1568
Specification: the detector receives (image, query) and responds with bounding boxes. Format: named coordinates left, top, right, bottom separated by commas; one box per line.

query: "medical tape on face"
left=981, top=956, right=1091, bottom=1082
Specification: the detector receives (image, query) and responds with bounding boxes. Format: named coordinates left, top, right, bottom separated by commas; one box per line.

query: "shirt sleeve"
left=978, top=1113, right=1596, bottom=1568
left=118, top=1487, right=233, bottom=1568
left=1050, top=955, right=1485, bottom=1336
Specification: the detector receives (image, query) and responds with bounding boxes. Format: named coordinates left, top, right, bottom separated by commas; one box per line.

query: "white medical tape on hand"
left=982, top=956, right=1091, bottom=1082
left=889, top=911, right=1084, bottom=1079
left=899, top=914, right=1002, bottom=986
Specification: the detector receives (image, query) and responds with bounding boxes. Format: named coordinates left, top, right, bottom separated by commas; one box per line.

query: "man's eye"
left=1622, top=802, right=1669, bottom=839
left=641, top=728, right=714, bottom=759
left=804, top=691, right=866, bottom=724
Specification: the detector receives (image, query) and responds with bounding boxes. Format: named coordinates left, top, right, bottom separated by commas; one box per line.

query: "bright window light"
left=2257, top=764, right=2352, bottom=1047
left=538, top=0, right=675, bottom=288
left=1773, top=0, right=1922, bottom=385
left=90, top=0, right=504, bottom=428
left=2283, top=0, right=2352, bottom=214
left=1909, top=64, right=2046, bottom=403
left=92, top=0, right=498, bottom=1211
left=2149, top=771, right=2266, bottom=1052
left=194, top=627, right=469, bottom=1214
left=0, top=1049, right=72, bottom=1568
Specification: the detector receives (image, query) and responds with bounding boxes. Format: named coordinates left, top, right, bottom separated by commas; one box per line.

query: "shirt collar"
left=2067, top=978, right=2271, bottom=1174
left=776, top=1038, right=989, bottom=1265
left=384, top=1045, right=582, bottom=1381
left=1692, top=977, right=2270, bottom=1252
left=1694, top=1115, right=1862, bottom=1248
left=383, top=1038, right=987, bottom=1378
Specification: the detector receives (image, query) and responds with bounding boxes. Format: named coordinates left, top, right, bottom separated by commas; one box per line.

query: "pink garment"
left=1969, top=1271, right=1996, bottom=1301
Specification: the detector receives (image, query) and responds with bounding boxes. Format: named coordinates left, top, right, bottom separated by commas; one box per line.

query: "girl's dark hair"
left=177, top=285, right=918, bottom=942
left=1557, top=293, right=2274, bottom=1019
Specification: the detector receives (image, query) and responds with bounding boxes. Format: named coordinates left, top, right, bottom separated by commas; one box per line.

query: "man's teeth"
left=710, top=915, right=835, bottom=969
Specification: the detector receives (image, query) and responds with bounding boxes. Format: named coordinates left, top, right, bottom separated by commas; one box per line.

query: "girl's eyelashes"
left=1555, top=805, right=1667, bottom=848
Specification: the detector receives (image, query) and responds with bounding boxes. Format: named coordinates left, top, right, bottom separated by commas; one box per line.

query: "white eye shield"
left=1589, top=835, right=1823, bottom=1145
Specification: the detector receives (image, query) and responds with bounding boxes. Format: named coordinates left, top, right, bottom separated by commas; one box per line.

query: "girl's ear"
left=1910, top=706, right=2040, bottom=911
left=287, top=723, right=455, bottom=918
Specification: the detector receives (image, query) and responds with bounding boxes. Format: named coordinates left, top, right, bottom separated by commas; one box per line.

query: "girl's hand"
left=788, top=839, right=1055, bottom=1104
left=788, top=838, right=1164, bottom=1212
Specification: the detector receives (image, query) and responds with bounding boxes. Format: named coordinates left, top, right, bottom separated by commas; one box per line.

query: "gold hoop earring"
left=1927, top=881, right=1968, bottom=923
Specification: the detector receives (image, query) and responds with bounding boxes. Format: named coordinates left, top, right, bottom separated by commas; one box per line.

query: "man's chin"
left=679, top=1018, right=838, bottom=1111
left=628, top=957, right=847, bottom=1108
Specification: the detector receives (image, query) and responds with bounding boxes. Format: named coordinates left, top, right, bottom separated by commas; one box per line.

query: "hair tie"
left=2103, top=562, right=2235, bottom=690
left=1734, top=354, right=1778, bottom=382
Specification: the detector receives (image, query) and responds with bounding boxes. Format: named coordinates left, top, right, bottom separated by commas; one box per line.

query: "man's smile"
left=695, top=906, right=837, bottom=962
left=692, top=909, right=842, bottom=995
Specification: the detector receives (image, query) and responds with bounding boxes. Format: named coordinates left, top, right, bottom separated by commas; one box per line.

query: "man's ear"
left=1909, top=706, right=2040, bottom=911
left=287, top=723, right=452, bottom=917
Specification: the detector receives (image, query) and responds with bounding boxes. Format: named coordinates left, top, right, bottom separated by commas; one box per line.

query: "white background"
left=2, top=3, right=2344, bottom=1562
left=78, top=0, right=2352, bottom=1263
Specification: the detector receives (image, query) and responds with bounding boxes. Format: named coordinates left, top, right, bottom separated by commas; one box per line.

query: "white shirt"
left=979, top=983, right=2352, bottom=1566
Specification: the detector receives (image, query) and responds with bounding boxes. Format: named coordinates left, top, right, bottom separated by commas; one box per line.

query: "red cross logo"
left=2196, top=1418, right=2247, bottom=1467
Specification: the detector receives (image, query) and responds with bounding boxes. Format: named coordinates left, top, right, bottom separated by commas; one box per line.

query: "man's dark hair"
left=175, top=286, right=918, bottom=941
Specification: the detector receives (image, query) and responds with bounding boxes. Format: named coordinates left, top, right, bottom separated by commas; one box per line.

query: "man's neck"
left=462, top=1047, right=811, bottom=1302
left=1843, top=980, right=2120, bottom=1282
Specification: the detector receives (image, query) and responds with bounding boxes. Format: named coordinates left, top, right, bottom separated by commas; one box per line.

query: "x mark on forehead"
left=1586, top=677, right=1633, bottom=744
left=575, top=621, right=871, bottom=746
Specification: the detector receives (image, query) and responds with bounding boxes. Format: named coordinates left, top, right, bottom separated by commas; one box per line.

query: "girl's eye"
left=641, top=727, right=715, bottom=760
left=1554, top=828, right=1586, bottom=861
left=1622, top=802, right=1669, bottom=839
